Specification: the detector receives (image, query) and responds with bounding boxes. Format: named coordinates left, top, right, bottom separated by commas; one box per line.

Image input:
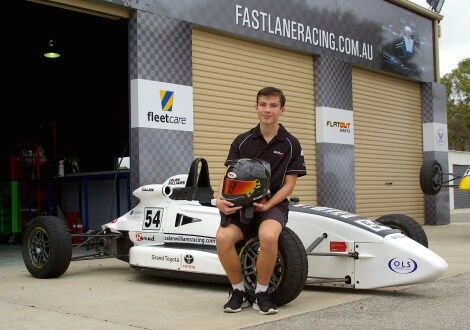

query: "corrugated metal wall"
left=352, top=68, right=424, bottom=222
left=192, top=29, right=316, bottom=203
left=453, top=165, right=470, bottom=209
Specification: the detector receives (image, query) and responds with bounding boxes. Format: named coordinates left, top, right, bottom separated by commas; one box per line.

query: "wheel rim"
left=432, top=164, right=443, bottom=189
left=239, top=237, right=284, bottom=295
left=28, top=227, right=50, bottom=268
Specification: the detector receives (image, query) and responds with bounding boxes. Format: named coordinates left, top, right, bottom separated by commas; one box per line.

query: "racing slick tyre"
left=375, top=214, right=428, bottom=247
left=420, top=160, right=443, bottom=195
left=238, top=227, right=308, bottom=306
left=22, top=216, right=72, bottom=278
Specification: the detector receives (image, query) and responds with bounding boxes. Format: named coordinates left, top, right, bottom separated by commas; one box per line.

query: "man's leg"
left=216, top=224, right=244, bottom=284
left=253, top=219, right=282, bottom=315
left=216, top=224, right=249, bottom=312
left=256, top=219, right=282, bottom=285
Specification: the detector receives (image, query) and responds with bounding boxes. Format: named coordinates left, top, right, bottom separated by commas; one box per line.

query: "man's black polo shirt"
left=225, top=124, right=307, bottom=211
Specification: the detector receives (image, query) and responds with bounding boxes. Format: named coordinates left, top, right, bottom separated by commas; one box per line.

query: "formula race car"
left=420, top=160, right=470, bottom=195
left=22, top=158, right=448, bottom=306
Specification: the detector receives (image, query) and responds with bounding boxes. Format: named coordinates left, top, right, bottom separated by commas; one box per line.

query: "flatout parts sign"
left=108, top=0, right=435, bottom=82
left=131, top=79, right=193, bottom=132
left=316, top=107, right=354, bottom=145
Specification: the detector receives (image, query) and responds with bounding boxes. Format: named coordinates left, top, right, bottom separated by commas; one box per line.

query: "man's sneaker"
left=223, top=289, right=250, bottom=312
left=252, top=291, right=278, bottom=315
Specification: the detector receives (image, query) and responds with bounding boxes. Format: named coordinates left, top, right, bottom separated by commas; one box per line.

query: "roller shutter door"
left=453, top=165, right=470, bottom=209
left=192, top=29, right=316, bottom=204
left=352, top=68, right=424, bottom=222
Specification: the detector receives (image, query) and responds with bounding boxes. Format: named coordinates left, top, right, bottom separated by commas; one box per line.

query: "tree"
left=441, top=58, right=470, bottom=151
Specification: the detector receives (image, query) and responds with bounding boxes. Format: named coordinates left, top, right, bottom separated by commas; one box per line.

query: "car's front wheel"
left=22, top=216, right=72, bottom=278
left=238, top=227, right=308, bottom=306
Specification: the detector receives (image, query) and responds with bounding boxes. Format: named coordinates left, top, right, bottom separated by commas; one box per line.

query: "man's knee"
left=258, top=231, right=278, bottom=247
left=216, top=225, right=242, bottom=249
left=258, top=220, right=282, bottom=247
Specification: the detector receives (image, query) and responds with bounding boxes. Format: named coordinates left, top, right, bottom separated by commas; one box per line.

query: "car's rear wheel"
left=238, top=227, right=308, bottom=306
left=22, top=216, right=72, bottom=278
left=375, top=213, right=428, bottom=247
left=420, top=160, right=443, bottom=195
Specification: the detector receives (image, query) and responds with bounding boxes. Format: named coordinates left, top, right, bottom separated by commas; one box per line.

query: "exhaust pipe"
left=162, top=185, right=173, bottom=197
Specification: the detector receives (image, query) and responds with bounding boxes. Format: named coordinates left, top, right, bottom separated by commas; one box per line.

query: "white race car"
left=22, top=158, right=448, bottom=306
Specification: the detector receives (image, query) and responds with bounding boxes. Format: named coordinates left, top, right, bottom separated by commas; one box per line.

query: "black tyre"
left=420, top=160, right=443, bottom=195
left=238, top=227, right=308, bottom=306
left=22, top=216, right=72, bottom=278
left=375, top=214, right=428, bottom=247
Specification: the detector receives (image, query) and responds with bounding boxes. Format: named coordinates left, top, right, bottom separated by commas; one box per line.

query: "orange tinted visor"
left=223, top=178, right=260, bottom=197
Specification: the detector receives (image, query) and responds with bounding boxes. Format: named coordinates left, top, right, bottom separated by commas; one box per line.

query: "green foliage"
left=441, top=58, right=470, bottom=151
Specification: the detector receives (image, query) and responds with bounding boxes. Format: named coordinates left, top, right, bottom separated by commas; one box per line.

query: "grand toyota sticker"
left=182, top=254, right=195, bottom=270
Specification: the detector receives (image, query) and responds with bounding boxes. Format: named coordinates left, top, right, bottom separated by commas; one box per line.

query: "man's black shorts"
left=220, top=206, right=287, bottom=237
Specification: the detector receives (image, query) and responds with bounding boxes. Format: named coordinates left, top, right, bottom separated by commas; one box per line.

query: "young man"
left=215, top=87, right=307, bottom=314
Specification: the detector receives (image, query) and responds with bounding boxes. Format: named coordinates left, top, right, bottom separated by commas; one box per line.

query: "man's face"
left=255, top=95, right=285, bottom=126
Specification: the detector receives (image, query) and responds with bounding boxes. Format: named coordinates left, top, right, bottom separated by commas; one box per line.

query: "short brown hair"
left=256, top=87, right=286, bottom=107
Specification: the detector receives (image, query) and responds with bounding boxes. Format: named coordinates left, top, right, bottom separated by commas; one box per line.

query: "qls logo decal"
left=388, top=257, right=418, bottom=274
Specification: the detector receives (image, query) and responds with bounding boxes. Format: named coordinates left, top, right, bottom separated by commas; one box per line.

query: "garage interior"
left=1, top=1, right=129, bottom=241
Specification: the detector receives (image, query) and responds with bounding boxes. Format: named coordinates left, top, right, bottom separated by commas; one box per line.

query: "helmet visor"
left=223, top=178, right=260, bottom=197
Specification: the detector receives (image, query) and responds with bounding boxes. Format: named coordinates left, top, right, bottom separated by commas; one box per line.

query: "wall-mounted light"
left=44, top=39, right=61, bottom=59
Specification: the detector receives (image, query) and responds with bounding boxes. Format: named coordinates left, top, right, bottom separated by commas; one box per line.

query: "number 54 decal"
left=143, top=207, right=163, bottom=230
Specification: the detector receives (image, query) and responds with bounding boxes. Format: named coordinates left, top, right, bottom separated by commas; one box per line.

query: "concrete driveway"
left=1, top=216, right=469, bottom=329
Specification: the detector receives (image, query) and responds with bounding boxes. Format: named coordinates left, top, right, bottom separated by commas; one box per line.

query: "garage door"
left=192, top=29, right=316, bottom=204
left=352, top=68, right=424, bottom=222
left=454, top=165, right=470, bottom=209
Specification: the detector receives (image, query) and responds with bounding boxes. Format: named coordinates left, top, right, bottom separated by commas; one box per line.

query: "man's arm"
left=253, top=174, right=297, bottom=212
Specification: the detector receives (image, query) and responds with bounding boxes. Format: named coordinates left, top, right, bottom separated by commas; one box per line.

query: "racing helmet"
left=221, top=158, right=271, bottom=207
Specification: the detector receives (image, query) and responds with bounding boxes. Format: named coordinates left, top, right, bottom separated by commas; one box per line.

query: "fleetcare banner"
left=108, top=0, right=435, bottom=82
left=131, top=79, right=193, bottom=131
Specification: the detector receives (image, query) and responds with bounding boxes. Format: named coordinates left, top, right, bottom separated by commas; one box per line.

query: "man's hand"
left=253, top=202, right=270, bottom=212
left=216, top=199, right=242, bottom=215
